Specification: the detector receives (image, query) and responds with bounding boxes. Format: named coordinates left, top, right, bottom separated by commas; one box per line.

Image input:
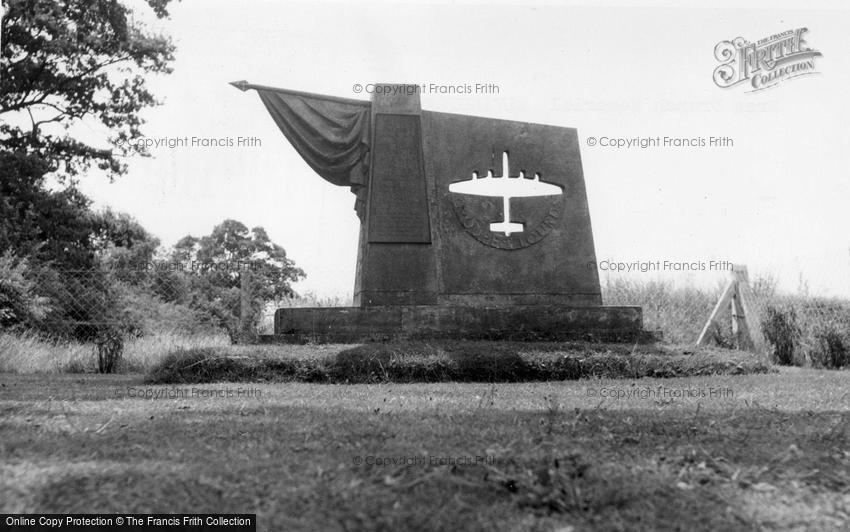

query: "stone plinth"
left=264, top=305, right=654, bottom=344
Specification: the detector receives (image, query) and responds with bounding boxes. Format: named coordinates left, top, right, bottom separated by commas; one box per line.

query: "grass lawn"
left=0, top=369, right=848, bottom=531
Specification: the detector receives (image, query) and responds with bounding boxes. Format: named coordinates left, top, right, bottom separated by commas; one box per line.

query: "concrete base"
left=263, top=305, right=658, bottom=344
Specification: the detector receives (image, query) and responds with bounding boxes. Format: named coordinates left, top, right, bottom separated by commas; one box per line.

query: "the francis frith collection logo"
left=713, top=28, right=822, bottom=92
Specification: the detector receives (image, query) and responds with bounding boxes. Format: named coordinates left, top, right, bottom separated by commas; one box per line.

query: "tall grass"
left=602, top=275, right=850, bottom=368
left=275, top=291, right=353, bottom=308
left=0, top=331, right=91, bottom=373
left=0, top=330, right=229, bottom=374
left=120, top=330, right=231, bottom=372
left=602, top=277, right=725, bottom=345
left=258, top=292, right=353, bottom=333
left=761, top=295, right=850, bottom=368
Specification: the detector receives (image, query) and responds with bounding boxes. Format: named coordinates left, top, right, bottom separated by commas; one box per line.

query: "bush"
left=761, top=305, right=801, bottom=365
left=0, top=252, right=49, bottom=329
left=94, top=326, right=124, bottom=374
left=112, top=281, right=214, bottom=336
left=809, top=324, right=850, bottom=369
left=146, top=347, right=232, bottom=383
left=145, top=347, right=326, bottom=383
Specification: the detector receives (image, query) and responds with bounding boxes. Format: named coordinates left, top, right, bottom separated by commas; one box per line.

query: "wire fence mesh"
left=601, top=274, right=850, bottom=366
left=4, top=266, right=850, bottom=366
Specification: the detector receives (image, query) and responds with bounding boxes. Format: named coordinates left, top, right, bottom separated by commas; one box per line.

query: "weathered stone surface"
left=423, top=111, right=601, bottom=306
left=354, top=86, right=437, bottom=307
left=367, top=114, right=431, bottom=244
left=269, top=305, right=655, bottom=344
left=355, top=243, right=438, bottom=306
left=242, top=82, right=651, bottom=343
left=353, top=86, right=601, bottom=307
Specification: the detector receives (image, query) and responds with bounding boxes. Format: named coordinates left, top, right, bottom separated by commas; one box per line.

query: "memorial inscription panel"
left=367, top=114, right=431, bottom=244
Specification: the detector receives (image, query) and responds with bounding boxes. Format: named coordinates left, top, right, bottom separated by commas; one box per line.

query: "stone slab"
left=354, top=87, right=603, bottom=308
left=355, top=87, right=437, bottom=306
left=367, top=114, right=431, bottom=243
left=267, top=305, right=656, bottom=344
left=422, top=111, right=602, bottom=306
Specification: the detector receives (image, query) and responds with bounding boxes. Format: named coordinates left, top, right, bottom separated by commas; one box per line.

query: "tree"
left=1, top=0, right=176, bottom=264
left=1, top=0, right=175, bottom=180
left=164, top=220, right=306, bottom=341
left=0, top=149, right=99, bottom=269
left=93, top=208, right=160, bottom=284
left=1, top=0, right=177, bottom=309
left=0, top=251, right=49, bottom=329
left=194, top=220, right=305, bottom=301
left=0, top=0, right=176, bottom=344
left=7, top=207, right=163, bottom=341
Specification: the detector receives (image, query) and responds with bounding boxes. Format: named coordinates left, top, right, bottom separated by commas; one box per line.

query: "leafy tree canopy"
left=1, top=0, right=175, bottom=180
left=0, top=149, right=97, bottom=268
left=1, top=0, right=176, bottom=269
left=171, top=219, right=306, bottom=301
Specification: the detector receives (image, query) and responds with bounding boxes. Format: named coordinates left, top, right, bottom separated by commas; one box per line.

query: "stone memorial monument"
left=232, top=81, right=648, bottom=342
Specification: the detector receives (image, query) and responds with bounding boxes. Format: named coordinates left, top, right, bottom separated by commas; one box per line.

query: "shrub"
left=0, top=252, right=49, bottom=329
left=761, top=305, right=801, bottom=365
left=809, top=324, right=850, bottom=369
left=94, top=326, right=124, bottom=374
left=145, top=346, right=327, bottom=383
left=145, top=347, right=226, bottom=383
left=112, top=281, right=214, bottom=337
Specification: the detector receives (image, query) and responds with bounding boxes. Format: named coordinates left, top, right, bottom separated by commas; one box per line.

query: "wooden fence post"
left=239, top=267, right=255, bottom=343
left=696, top=264, right=762, bottom=351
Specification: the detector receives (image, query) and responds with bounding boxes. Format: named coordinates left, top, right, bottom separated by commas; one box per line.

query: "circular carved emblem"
left=448, top=193, right=565, bottom=250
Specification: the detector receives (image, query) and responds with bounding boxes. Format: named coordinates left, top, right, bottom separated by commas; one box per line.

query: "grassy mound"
left=145, top=341, right=773, bottom=384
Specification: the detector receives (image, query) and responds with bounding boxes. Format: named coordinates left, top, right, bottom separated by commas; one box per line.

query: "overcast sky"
left=74, top=0, right=850, bottom=299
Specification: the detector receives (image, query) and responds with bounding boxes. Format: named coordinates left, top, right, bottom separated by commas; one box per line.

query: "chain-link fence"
left=1, top=264, right=355, bottom=340
left=2, top=266, right=271, bottom=341
left=4, top=265, right=849, bottom=366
